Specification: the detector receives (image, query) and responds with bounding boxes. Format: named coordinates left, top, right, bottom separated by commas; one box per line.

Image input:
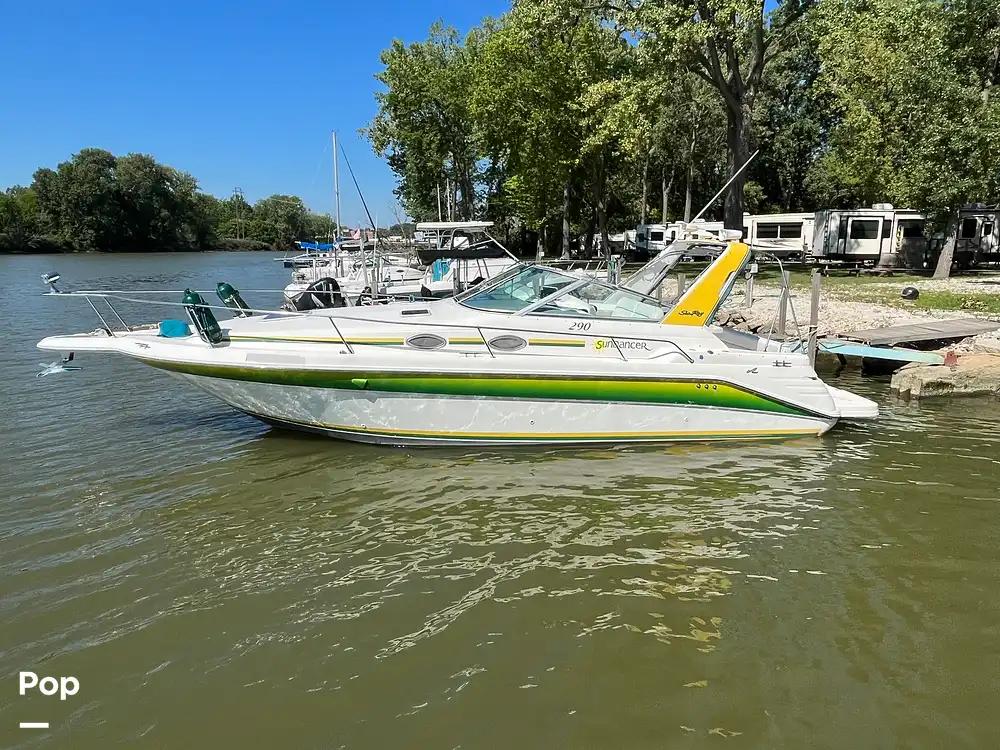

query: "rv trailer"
left=634, top=220, right=729, bottom=259
left=956, top=205, right=1000, bottom=267
left=742, top=213, right=814, bottom=259
left=810, top=205, right=930, bottom=267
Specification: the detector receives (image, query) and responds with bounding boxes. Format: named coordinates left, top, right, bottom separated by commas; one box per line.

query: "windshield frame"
left=455, top=262, right=666, bottom=322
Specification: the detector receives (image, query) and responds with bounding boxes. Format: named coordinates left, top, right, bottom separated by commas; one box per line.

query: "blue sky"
left=0, top=0, right=508, bottom=226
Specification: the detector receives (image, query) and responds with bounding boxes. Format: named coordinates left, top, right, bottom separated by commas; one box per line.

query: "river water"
left=1, top=251, right=998, bottom=748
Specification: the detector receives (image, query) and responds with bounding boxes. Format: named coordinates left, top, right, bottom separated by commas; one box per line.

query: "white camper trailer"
left=634, top=220, right=730, bottom=259
left=810, top=205, right=930, bottom=267
left=742, top=213, right=814, bottom=258
left=956, top=205, right=999, bottom=267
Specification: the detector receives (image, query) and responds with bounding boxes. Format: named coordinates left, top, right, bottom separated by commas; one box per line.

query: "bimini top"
left=416, top=221, right=495, bottom=231
left=457, top=265, right=664, bottom=321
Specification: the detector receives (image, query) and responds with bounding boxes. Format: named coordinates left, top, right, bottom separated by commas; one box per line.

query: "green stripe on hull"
left=144, top=359, right=816, bottom=417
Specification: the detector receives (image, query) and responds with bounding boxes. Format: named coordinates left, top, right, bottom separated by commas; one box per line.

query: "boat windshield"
left=460, top=266, right=579, bottom=313
left=459, top=265, right=664, bottom=321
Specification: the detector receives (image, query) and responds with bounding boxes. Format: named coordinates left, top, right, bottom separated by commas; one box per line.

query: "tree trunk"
left=584, top=208, right=596, bottom=259
left=661, top=165, right=669, bottom=222
left=724, top=105, right=749, bottom=230
left=592, top=154, right=611, bottom=263
left=561, top=182, right=572, bottom=258
left=640, top=156, right=649, bottom=226
left=932, top=216, right=959, bottom=279
left=597, top=196, right=610, bottom=264
left=684, top=129, right=697, bottom=222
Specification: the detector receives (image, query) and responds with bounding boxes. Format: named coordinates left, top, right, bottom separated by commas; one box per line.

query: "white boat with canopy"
left=37, top=241, right=877, bottom=446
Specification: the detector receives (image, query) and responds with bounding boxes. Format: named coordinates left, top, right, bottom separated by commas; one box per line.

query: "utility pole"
left=232, top=187, right=245, bottom=240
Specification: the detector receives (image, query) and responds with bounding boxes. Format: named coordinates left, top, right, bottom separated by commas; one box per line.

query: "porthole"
left=488, top=335, right=527, bottom=351
left=406, top=333, right=447, bottom=350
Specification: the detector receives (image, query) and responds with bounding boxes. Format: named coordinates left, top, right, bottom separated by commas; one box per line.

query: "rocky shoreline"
left=696, top=274, right=1000, bottom=399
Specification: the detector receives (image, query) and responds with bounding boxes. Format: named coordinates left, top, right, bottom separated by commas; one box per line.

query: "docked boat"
left=384, top=221, right=518, bottom=299
left=37, top=241, right=877, bottom=446
left=284, top=221, right=519, bottom=308
left=282, top=249, right=421, bottom=307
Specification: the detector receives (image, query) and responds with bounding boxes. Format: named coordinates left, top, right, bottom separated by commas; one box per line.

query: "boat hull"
left=175, top=373, right=834, bottom=446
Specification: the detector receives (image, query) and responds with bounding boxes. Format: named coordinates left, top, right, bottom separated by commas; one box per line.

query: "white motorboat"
left=284, top=221, right=520, bottom=308
left=385, top=221, right=518, bottom=299
left=37, top=241, right=877, bottom=446
left=282, top=250, right=422, bottom=307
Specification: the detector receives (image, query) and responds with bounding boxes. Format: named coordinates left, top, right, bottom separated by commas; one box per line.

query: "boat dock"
left=818, top=318, right=1000, bottom=366
left=835, top=319, right=1000, bottom=347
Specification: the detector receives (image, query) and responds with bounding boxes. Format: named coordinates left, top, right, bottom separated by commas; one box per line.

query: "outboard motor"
left=182, top=289, right=224, bottom=344
left=216, top=282, right=253, bottom=317
left=290, top=277, right=346, bottom=311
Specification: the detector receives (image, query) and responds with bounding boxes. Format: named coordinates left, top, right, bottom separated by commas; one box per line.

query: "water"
left=1, top=252, right=999, bottom=748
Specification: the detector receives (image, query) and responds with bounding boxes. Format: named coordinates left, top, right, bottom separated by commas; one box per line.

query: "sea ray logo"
left=677, top=309, right=704, bottom=317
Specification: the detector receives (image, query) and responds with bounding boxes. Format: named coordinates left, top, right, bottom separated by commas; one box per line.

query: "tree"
left=369, top=23, right=488, bottom=220
left=810, top=0, right=1000, bottom=275
left=631, top=0, right=814, bottom=229
left=32, top=148, right=125, bottom=251
left=0, top=186, right=39, bottom=252
left=12, top=148, right=240, bottom=252
left=248, top=195, right=310, bottom=248
left=473, top=0, right=632, bottom=256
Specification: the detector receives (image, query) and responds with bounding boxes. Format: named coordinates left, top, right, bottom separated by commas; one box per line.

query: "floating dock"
left=836, top=319, right=1000, bottom=347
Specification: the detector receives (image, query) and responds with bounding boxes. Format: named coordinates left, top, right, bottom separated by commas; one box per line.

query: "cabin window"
left=900, top=221, right=924, bottom=238
left=742, top=226, right=748, bottom=238
left=406, top=334, right=447, bottom=350
left=960, top=218, right=978, bottom=239
left=983, top=222, right=995, bottom=237
left=669, top=230, right=676, bottom=240
left=778, top=222, right=802, bottom=238
left=849, top=220, right=880, bottom=240
left=649, top=231, right=664, bottom=242
left=757, top=223, right=779, bottom=239
left=488, top=335, right=527, bottom=351
left=882, top=219, right=892, bottom=238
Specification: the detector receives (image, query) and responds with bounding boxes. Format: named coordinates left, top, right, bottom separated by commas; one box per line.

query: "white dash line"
left=20, top=722, right=49, bottom=729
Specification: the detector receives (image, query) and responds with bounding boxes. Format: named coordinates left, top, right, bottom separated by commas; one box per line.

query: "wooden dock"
left=837, top=319, right=1000, bottom=346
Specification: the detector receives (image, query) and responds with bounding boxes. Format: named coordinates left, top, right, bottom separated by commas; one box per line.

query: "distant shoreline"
left=0, top=238, right=282, bottom=255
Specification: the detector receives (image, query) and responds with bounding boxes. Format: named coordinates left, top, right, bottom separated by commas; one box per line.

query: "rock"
left=890, top=354, right=1000, bottom=399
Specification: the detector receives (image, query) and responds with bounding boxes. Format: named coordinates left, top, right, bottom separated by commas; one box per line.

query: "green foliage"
left=810, top=0, right=1000, bottom=222
left=0, top=186, right=42, bottom=252
left=247, top=195, right=310, bottom=247
left=0, top=149, right=334, bottom=252
left=368, top=22, right=487, bottom=220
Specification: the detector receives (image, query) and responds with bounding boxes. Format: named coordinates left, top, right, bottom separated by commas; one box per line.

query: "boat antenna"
left=690, top=149, right=761, bottom=224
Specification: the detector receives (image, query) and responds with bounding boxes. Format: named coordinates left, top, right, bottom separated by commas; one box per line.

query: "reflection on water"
left=2, top=253, right=1000, bottom=748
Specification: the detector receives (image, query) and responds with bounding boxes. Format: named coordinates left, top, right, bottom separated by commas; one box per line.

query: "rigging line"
left=338, top=142, right=383, bottom=245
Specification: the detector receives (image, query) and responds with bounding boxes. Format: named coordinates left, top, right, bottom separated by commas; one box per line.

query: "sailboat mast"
left=332, top=130, right=342, bottom=240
